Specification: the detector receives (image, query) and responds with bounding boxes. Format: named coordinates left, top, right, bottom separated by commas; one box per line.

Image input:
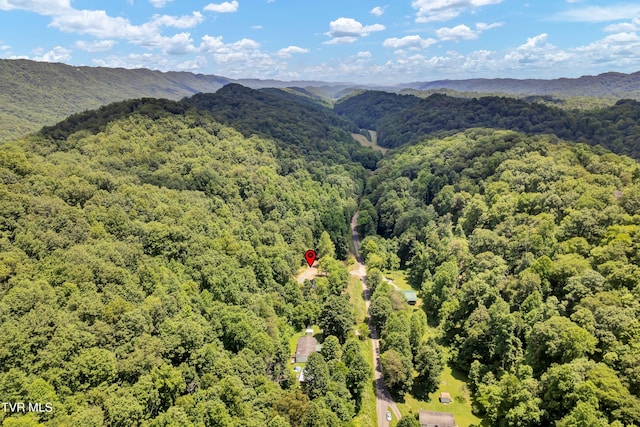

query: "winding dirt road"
left=350, top=212, right=402, bottom=426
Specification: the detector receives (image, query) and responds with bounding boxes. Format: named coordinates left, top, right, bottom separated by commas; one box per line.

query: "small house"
left=419, top=410, right=457, bottom=427
left=439, top=392, right=452, bottom=404
left=294, top=335, right=319, bottom=363
left=401, top=290, right=418, bottom=305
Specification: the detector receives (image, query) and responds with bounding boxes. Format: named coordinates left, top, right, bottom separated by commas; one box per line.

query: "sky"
left=1, top=0, right=640, bottom=84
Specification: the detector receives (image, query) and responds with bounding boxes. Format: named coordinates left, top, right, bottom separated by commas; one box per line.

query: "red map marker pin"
left=305, top=250, right=317, bottom=267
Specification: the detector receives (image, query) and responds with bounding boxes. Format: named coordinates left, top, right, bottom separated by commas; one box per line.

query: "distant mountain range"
left=1, top=58, right=639, bottom=141
left=407, top=71, right=640, bottom=99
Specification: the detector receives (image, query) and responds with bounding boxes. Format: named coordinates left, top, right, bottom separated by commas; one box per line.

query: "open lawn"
left=384, top=270, right=412, bottom=291
left=351, top=130, right=388, bottom=154
left=347, top=275, right=368, bottom=325
left=396, top=364, right=484, bottom=427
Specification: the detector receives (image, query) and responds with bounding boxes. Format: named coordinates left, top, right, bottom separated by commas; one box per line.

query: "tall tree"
left=318, top=295, right=353, bottom=344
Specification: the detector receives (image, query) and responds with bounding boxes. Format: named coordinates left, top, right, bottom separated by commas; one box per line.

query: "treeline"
left=361, top=128, right=640, bottom=426
left=0, top=108, right=368, bottom=426
left=335, top=91, right=640, bottom=158
left=365, top=267, right=443, bottom=400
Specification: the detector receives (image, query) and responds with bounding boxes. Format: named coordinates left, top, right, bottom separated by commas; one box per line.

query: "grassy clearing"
left=381, top=271, right=483, bottom=426
left=383, top=270, right=412, bottom=291
left=288, top=325, right=321, bottom=355
left=351, top=131, right=388, bottom=154
left=396, top=364, right=483, bottom=427
left=347, top=275, right=367, bottom=325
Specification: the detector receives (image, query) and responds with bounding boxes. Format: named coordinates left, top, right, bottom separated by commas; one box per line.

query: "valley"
left=0, top=63, right=640, bottom=427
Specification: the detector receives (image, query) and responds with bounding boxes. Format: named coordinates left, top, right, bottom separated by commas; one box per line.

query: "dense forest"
left=359, top=128, right=640, bottom=426
left=0, top=100, right=373, bottom=426
left=335, top=91, right=640, bottom=158
left=3, top=77, right=640, bottom=427
left=41, top=85, right=381, bottom=171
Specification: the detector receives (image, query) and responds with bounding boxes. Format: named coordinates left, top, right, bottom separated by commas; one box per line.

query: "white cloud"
left=251, top=25, right=264, bottom=30
left=199, top=35, right=225, bottom=52
left=357, top=51, right=372, bottom=58
left=33, top=46, right=71, bottom=62
left=411, top=0, right=503, bottom=22
left=324, top=36, right=359, bottom=45
left=229, top=38, right=260, bottom=50
left=49, top=10, right=203, bottom=54
left=383, top=35, right=436, bottom=50
left=555, top=4, right=640, bottom=22
left=50, top=10, right=134, bottom=39
left=176, top=56, right=206, bottom=70
left=148, top=0, right=172, bottom=7
left=74, top=39, right=116, bottom=52
left=503, top=33, right=572, bottom=66
left=324, top=17, right=385, bottom=44
left=436, top=24, right=478, bottom=41
left=0, top=0, right=71, bottom=15
left=199, top=35, right=262, bottom=61
left=435, top=22, right=502, bottom=41
left=604, top=17, right=640, bottom=32
left=573, top=32, right=640, bottom=66
left=277, top=45, right=309, bottom=58
left=163, top=32, right=195, bottom=55
left=150, top=12, right=204, bottom=29
left=370, top=6, right=384, bottom=17
left=203, top=1, right=238, bottom=13
left=476, top=22, right=503, bottom=31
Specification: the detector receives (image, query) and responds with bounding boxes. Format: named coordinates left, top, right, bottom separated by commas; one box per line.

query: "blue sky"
left=1, top=0, right=640, bottom=84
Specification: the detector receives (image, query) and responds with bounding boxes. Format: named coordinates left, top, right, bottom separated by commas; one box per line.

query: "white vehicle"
left=386, top=411, right=392, bottom=421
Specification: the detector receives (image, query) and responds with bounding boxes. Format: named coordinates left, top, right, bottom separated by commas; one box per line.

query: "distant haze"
left=1, top=59, right=639, bottom=142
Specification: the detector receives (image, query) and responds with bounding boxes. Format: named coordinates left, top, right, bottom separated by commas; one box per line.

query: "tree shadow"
left=450, top=366, right=470, bottom=382
left=412, top=377, right=437, bottom=401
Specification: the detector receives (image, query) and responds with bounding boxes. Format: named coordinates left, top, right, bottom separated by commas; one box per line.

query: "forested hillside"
left=335, top=92, right=640, bottom=158
left=0, top=59, right=231, bottom=142
left=0, top=59, right=351, bottom=143
left=0, top=102, right=373, bottom=425
left=37, top=84, right=381, bottom=172
left=183, top=84, right=380, bottom=168
left=360, top=128, right=640, bottom=426
left=333, top=91, right=420, bottom=130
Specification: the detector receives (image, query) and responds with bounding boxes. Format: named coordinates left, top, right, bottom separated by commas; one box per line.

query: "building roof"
left=439, top=392, right=452, bottom=403
left=400, top=290, right=418, bottom=303
left=419, top=410, right=457, bottom=427
left=295, top=336, right=318, bottom=360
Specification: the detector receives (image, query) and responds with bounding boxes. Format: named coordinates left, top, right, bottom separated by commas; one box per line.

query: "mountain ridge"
left=2, top=58, right=640, bottom=142
left=409, top=71, right=640, bottom=98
